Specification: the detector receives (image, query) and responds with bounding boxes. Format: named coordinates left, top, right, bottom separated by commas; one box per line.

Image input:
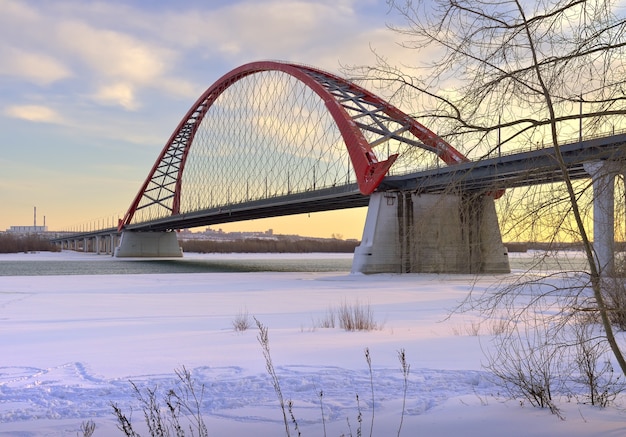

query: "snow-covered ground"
left=0, top=251, right=624, bottom=436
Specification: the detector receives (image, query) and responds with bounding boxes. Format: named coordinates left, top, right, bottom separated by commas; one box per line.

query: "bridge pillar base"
left=114, top=231, right=183, bottom=257
left=584, top=160, right=622, bottom=276
left=352, top=192, right=510, bottom=274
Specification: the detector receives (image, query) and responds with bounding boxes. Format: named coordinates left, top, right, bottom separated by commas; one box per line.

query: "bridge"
left=52, top=61, right=626, bottom=275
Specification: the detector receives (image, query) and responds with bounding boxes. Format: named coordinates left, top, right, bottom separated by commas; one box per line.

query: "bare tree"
left=349, top=0, right=626, bottom=375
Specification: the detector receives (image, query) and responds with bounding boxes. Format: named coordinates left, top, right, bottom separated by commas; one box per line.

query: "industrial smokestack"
left=34, top=206, right=36, bottom=228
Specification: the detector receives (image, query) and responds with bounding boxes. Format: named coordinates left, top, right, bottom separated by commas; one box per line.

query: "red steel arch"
left=119, top=61, right=470, bottom=231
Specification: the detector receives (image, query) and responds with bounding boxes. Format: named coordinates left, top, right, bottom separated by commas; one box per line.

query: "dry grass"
left=313, top=300, right=380, bottom=331
left=451, top=319, right=510, bottom=337
left=232, top=308, right=251, bottom=332
left=337, top=300, right=380, bottom=331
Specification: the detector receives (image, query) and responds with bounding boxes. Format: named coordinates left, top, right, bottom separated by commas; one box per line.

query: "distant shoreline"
left=179, top=237, right=359, bottom=253
left=0, top=230, right=606, bottom=255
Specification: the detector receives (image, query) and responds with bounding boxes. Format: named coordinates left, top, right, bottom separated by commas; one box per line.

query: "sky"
left=0, top=0, right=414, bottom=239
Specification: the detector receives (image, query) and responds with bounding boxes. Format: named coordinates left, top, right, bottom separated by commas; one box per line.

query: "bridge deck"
left=381, top=133, right=626, bottom=193
left=52, top=133, right=626, bottom=240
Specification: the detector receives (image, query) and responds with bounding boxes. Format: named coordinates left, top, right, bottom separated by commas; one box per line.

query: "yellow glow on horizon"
left=2, top=205, right=369, bottom=241
left=199, top=208, right=367, bottom=240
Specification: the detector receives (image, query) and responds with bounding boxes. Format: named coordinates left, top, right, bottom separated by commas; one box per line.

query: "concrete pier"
left=114, top=231, right=183, bottom=257
left=584, top=160, right=622, bottom=276
left=352, top=192, right=510, bottom=274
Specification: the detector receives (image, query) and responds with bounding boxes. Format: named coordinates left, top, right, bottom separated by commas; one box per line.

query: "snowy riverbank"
left=0, top=251, right=624, bottom=436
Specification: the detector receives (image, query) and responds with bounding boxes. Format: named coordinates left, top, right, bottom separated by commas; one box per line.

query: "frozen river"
left=0, top=250, right=622, bottom=436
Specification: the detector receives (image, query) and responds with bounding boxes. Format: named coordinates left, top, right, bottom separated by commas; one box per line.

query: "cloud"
left=0, top=0, right=198, bottom=109
left=0, top=0, right=405, bottom=143
left=0, top=0, right=39, bottom=28
left=56, top=20, right=169, bottom=84
left=91, top=82, right=138, bottom=110
left=172, top=1, right=360, bottom=57
left=4, top=104, right=64, bottom=123
left=0, top=2, right=72, bottom=85
left=0, top=0, right=399, bottom=110
left=0, top=47, right=72, bottom=86
left=53, top=17, right=202, bottom=106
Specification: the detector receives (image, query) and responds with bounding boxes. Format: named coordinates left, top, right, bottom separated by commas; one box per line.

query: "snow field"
left=0, top=252, right=625, bottom=436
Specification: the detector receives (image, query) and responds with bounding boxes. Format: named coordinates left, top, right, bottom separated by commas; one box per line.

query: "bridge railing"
left=406, top=127, right=626, bottom=175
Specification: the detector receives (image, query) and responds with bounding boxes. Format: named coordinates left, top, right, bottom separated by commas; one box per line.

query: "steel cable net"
left=178, top=71, right=347, bottom=214
left=129, top=67, right=447, bottom=224
left=177, top=71, right=437, bottom=216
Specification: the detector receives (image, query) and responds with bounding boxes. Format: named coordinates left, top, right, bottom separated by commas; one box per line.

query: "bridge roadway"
left=132, top=132, right=626, bottom=232
left=381, top=132, right=626, bottom=193
left=53, top=132, right=626, bottom=238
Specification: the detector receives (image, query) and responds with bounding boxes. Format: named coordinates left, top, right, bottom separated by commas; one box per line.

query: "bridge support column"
left=352, top=192, right=510, bottom=274
left=114, top=231, right=183, bottom=257
left=111, top=233, right=119, bottom=256
left=584, top=160, right=622, bottom=276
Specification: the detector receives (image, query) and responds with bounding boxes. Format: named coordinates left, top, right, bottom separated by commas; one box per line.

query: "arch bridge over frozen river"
left=51, top=61, right=626, bottom=275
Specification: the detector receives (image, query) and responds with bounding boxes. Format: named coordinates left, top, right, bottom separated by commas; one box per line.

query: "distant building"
left=7, top=225, right=48, bottom=234
left=8, top=207, right=49, bottom=234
